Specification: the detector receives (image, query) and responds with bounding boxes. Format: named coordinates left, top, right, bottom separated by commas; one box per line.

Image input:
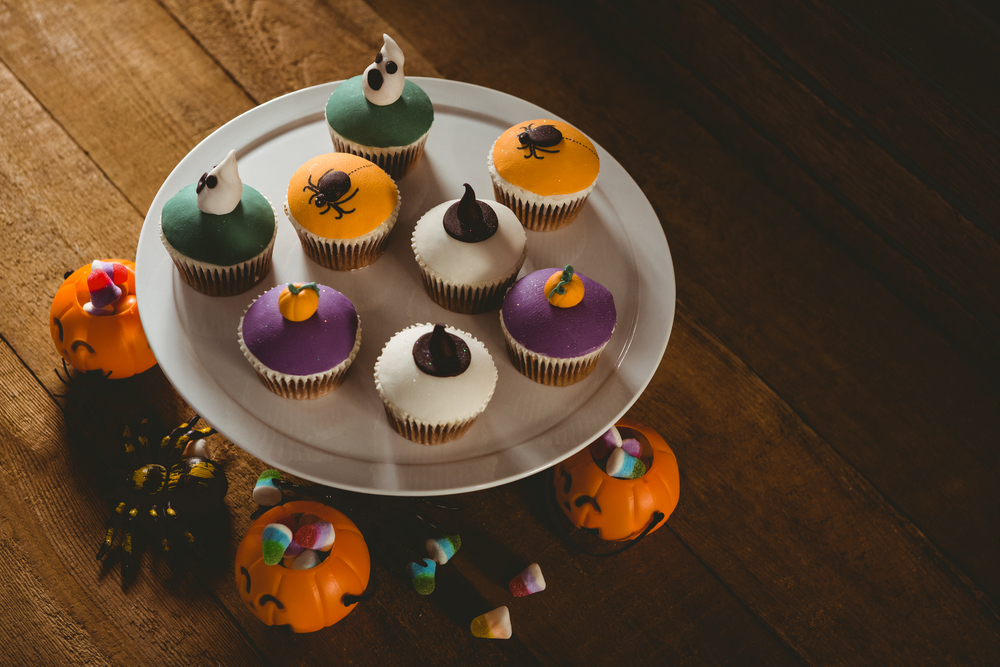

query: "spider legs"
left=96, top=501, right=128, bottom=559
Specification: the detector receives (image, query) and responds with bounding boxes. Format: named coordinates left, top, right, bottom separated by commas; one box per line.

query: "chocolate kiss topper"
left=412, top=324, right=471, bottom=377
left=196, top=149, right=242, bottom=215
left=443, top=183, right=499, bottom=243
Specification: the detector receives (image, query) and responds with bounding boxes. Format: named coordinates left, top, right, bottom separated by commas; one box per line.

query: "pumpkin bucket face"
left=554, top=418, right=680, bottom=542
left=49, top=259, right=157, bottom=379
left=235, top=501, right=371, bottom=633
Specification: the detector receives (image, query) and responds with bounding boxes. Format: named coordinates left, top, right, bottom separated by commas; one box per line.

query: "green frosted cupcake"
left=159, top=150, right=276, bottom=296
left=325, top=34, right=433, bottom=179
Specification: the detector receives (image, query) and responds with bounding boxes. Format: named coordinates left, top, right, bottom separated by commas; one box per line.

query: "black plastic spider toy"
left=517, top=122, right=563, bottom=159
left=303, top=169, right=359, bottom=218
left=97, top=415, right=228, bottom=583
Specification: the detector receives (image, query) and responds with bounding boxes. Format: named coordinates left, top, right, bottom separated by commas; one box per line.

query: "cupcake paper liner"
left=413, top=242, right=528, bottom=314
left=237, top=315, right=362, bottom=400
left=328, top=127, right=429, bottom=180
left=374, top=323, right=497, bottom=445
left=285, top=193, right=401, bottom=271
left=159, top=199, right=277, bottom=297
left=499, top=314, right=611, bottom=386
left=487, top=146, right=597, bottom=232
left=380, top=403, right=479, bottom=445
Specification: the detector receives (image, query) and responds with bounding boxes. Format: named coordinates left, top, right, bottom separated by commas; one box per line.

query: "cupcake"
left=487, top=120, right=600, bottom=231
left=374, top=323, right=498, bottom=444
left=411, top=183, right=527, bottom=314
left=238, top=282, right=361, bottom=399
left=499, top=266, right=616, bottom=386
left=325, top=34, right=433, bottom=179
left=285, top=153, right=400, bottom=270
left=160, top=150, right=277, bottom=295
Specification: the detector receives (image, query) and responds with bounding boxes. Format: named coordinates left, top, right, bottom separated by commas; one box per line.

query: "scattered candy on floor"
left=262, top=523, right=293, bottom=565
left=471, top=606, right=512, bottom=639
left=408, top=558, right=437, bottom=595
left=253, top=469, right=283, bottom=506
left=607, top=448, right=647, bottom=479
left=620, top=437, right=642, bottom=458
left=295, top=521, right=335, bottom=551
left=426, top=534, right=462, bottom=564
left=509, top=563, right=546, bottom=597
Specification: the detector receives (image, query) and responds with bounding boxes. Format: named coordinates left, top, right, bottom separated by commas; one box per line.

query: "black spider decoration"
left=303, top=170, right=359, bottom=218
left=517, top=123, right=563, bottom=159
left=97, top=415, right=228, bottom=582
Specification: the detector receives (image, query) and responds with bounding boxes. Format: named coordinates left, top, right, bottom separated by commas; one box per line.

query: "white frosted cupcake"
left=238, top=282, right=361, bottom=399
left=374, top=323, right=497, bottom=444
left=412, top=184, right=527, bottom=314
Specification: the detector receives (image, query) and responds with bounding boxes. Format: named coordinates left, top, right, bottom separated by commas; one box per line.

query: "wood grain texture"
left=582, top=0, right=1000, bottom=374
left=620, top=0, right=1000, bottom=333
left=0, top=0, right=253, bottom=212
left=159, top=0, right=443, bottom=102
left=832, top=0, right=1000, bottom=130
left=0, top=342, right=268, bottom=666
left=639, top=309, right=1000, bottom=666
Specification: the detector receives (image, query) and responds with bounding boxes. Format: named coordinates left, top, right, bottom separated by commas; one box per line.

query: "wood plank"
left=635, top=309, right=1000, bottom=665
left=617, top=0, right=1000, bottom=333
left=582, top=0, right=1000, bottom=374
left=723, top=0, right=1000, bottom=253
left=366, top=0, right=1000, bottom=611
left=0, top=0, right=254, bottom=213
left=158, top=0, right=443, bottom=102
left=0, top=343, right=268, bottom=666
left=833, top=0, right=1000, bottom=130
left=448, top=475, right=803, bottom=666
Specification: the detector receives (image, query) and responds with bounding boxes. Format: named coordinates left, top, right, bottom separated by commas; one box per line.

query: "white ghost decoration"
left=197, top=149, right=243, bottom=215
left=362, top=34, right=406, bottom=106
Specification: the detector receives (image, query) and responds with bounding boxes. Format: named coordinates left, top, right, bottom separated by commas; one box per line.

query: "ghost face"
left=197, top=149, right=243, bottom=215
left=362, top=34, right=405, bottom=106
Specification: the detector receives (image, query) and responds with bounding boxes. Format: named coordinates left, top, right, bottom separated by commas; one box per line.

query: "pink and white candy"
left=509, top=563, right=546, bottom=597
left=294, top=521, right=335, bottom=551
left=590, top=427, right=623, bottom=458
left=620, top=437, right=642, bottom=458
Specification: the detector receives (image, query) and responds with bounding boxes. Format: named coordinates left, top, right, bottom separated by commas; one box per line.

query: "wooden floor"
left=2, top=0, right=998, bottom=664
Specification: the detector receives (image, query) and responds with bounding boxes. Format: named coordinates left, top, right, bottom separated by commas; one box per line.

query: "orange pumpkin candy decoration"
left=235, top=501, right=370, bottom=633
left=49, top=259, right=157, bottom=379
left=554, top=418, right=680, bottom=542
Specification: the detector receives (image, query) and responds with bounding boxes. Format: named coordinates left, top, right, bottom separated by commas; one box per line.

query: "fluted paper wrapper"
left=285, top=193, right=400, bottom=271
left=490, top=182, right=589, bottom=232
left=238, top=314, right=361, bottom=400
left=329, top=127, right=428, bottom=180
left=159, top=205, right=277, bottom=296
left=499, top=314, right=611, bottom=386
left=380, top=404, right=479, bottom=445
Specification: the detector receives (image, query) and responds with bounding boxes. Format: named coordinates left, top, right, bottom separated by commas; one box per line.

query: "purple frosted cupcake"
left=499, top=266, right=616, bottom=386
left=238, top=282, right=361, bottom=399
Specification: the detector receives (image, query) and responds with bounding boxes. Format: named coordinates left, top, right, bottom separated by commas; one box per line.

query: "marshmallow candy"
left=471, top=606, right=512, bottom=639
left=607, top=448, right=646, bottom=479
left=253, top=469, right=283, bottom=506
left=509, top=563, right=546, bottom=597
left=294, top=521, right=335, bottom=551
left=425, top=535, right=461, bottom=565
left=407, top=558, right=436, bottom=595
left=261, top=523, right=293, bottom=565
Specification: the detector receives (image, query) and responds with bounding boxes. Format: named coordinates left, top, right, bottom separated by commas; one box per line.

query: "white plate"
left=136, top=78, right=675, bottom=496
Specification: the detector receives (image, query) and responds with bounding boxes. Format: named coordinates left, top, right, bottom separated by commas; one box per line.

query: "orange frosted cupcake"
left=285, top=153, right=401, bottom=270
left=487, top=119, right=600, bottom=231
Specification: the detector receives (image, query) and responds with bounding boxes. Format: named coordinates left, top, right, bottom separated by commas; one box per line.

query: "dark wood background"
left=1, top=0, right=998, bottom=664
